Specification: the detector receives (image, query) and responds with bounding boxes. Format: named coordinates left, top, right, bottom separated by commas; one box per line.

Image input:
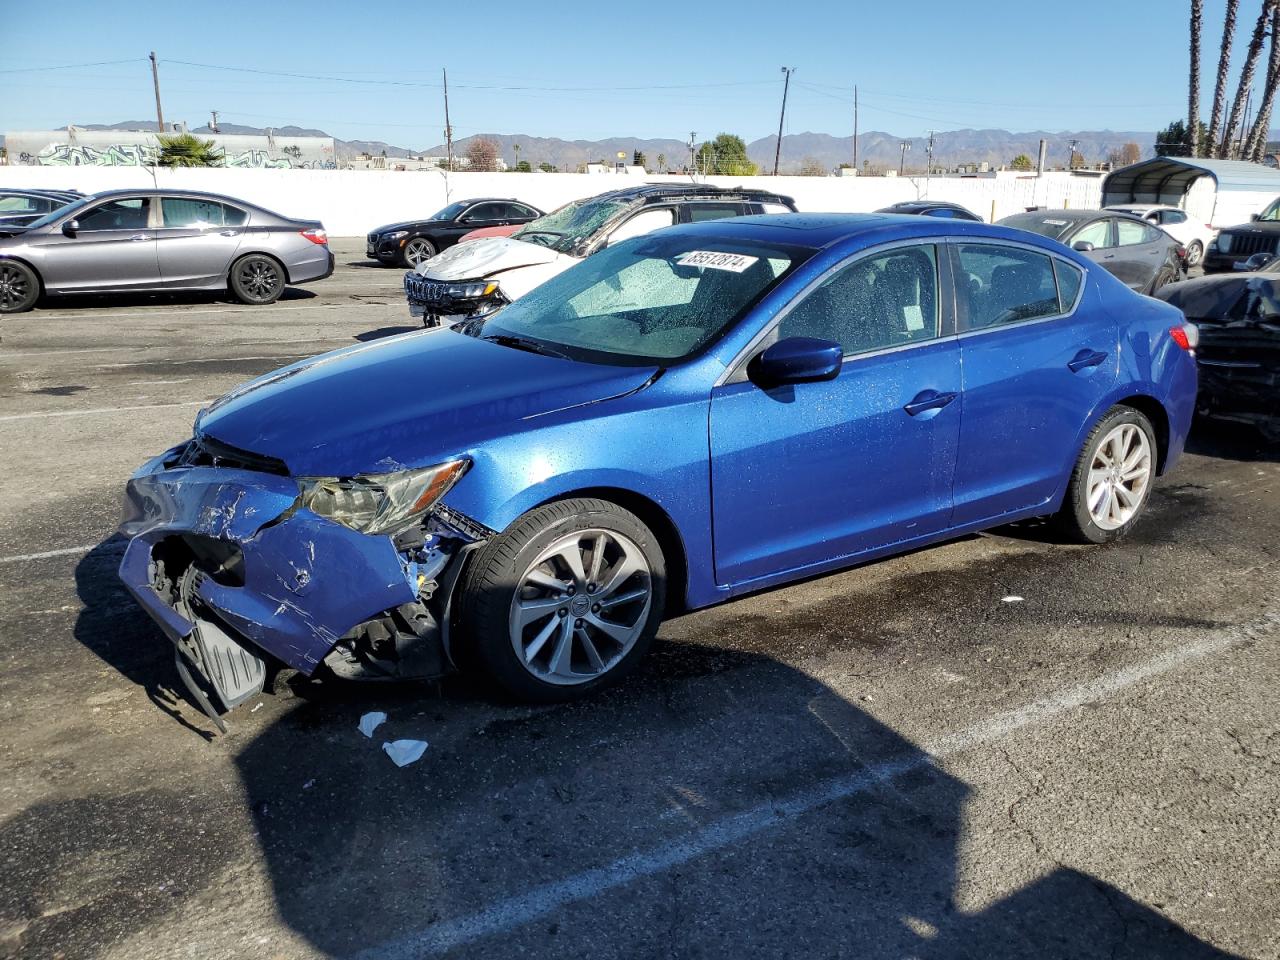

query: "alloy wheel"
left=0, top=263, right=31, bottom=310
left=237, top=259, right=282, bottom=300
left=508, top=528, right=652, bottom=685
left=1186, top=241, right=1204, bottom=267
left=405, top=239, right=434, bottom=266
left=1087, top=423, right=1152, bottom=530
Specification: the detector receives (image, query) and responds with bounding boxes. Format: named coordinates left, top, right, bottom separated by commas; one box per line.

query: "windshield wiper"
left=482, top=334, right=571, bottom=360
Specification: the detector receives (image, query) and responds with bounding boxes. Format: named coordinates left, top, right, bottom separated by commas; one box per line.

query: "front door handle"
left=129, top=233, right=150, bottom=241
left=219, top=229, right=240, bottom=237
left=1068, top=349, right=1109, bottom=373
left=903, top=390, right=958, bottom=417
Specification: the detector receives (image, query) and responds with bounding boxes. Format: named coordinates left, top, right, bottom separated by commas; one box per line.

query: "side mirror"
left=1071, top=240, right=1095, bottom=253
left=754, top=336, right=843, bottom=385
left=1235, top=252, right=1275, bottom=271
left=61, top=219, right=80, bottom=237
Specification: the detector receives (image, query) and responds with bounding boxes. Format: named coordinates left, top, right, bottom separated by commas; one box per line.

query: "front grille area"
left=404, top=274, right=451, bottom=304
left=1221, top=231, right=1279, bottom=258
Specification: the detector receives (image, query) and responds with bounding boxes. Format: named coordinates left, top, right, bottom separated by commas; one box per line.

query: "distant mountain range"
left=2, top=120, right=1227, bottom=171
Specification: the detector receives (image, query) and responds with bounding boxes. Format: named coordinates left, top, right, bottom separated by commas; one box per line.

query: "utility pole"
left=442, top=67, right=454, bottom=172
left=899, top=140, right=911, bottom=176
left=1067, top=138, right=1080, bottom=169
left=773, top=67, right=794, bottom=176
left=513, top=142, right=521, bottom=171
left=689, top=131, right=697, bottom=177
left=852, top=85, right=859, bottom=172
left=149, top=51, right=165, bottom=133
left=210, top=110, right=219, bottom=134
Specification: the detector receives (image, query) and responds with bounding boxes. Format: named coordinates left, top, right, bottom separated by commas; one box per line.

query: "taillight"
left=300, top=227, right=328, bottom=246
left=1175, top=245, right=1187, bottom=261
left=1170, top=322, right=1199, bottom=353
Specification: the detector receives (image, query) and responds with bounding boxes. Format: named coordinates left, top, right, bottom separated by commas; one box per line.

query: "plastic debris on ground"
left=358, top=711, right=387, bottom=738
left=1001, top=596, right=1025, bottom=603
left=383, top=739, right=429, bottom=767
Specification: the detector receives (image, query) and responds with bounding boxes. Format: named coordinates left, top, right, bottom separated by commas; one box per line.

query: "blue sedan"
left=118, top=214, right=1199, bottom=724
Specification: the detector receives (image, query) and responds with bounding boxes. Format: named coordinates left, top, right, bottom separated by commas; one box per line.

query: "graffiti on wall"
left=11, top=138, right=337, bottom=169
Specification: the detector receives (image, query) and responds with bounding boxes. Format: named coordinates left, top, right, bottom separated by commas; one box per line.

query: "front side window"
left=956, top=244, right=1060, bottom=330
left=431, top=201, right=470, bottom=221
left=76, top=198, right=150, bottom=232
left=1161, top=210, right=1188, bottom=225
left=161, top=198, right=246, bottom=228
left=1256, top=198, right=1280, bottom=221
left=476, top=233, right=807, bottom=364
left=777, top=245, right=939, bottom=355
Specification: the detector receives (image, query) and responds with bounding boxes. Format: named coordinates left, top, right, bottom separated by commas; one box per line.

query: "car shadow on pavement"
left=61, top=536, right=1242, bottom=958
left=34, top=287, right=317, bottom=312
left=1185, top=418, right=1280, bottom=463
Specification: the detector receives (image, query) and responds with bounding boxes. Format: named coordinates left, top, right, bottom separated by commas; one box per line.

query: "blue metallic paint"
left=119, top=214, right=1198, bottom=677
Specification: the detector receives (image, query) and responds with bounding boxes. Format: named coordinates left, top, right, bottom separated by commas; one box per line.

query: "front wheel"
left=1055, top=407, right=1158, bottom=544
left=230, top=254, right=285, bottom=305
left=458, top=498, right=666, bottom=702
left=1185, top=240, right=1204, bottom=268
left=401, top=237, right=436, bottom=268
left=0, top=260, right=40, bottom=313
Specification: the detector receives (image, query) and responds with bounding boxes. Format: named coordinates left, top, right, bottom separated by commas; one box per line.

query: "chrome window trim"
left=715, top=237, right=946, bottom=388
left=949, top=237, right=1086, bottom=341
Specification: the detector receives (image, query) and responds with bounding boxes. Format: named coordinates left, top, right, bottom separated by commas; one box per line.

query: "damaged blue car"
left=119, top=214, right=1198, bottom=728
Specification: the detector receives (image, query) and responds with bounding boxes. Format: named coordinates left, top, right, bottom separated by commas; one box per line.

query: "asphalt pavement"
left=0, top=240, right=1276, bottom=960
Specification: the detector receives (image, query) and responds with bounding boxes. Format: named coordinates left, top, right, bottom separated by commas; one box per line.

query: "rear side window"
left=1072, top=219, right=1112, bottom=249
left=956, top=244, right=1060, bottom=330
left=1161, top=210, right=1187, bottom=225
left=1053, top=259, right=1084, bottom=310
left=161, top=198, right=246, bottom=228
left=0, top=195, right=54, bottom=215
left=511, top=204, right=539, bottom=219
left=687, top=203, right=745, bottom=222
left=1116, top=220, right=1151, bottom=245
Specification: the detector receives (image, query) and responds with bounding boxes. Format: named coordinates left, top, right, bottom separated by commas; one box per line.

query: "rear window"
left=999, top=213, right=1075, bottom=240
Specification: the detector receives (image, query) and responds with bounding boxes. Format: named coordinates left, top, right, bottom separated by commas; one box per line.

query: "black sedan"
left=0, top=189, right=83, bottom=236
left=998, top=209, right=1183, bottom=296
left=1157, top=268, right=1280, bottom=441
left=366, top=198, right=543, bottom=267
left=876, top=200, right=982, bottom=221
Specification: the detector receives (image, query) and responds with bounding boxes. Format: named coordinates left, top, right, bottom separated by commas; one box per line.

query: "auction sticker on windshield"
left=675, top=251, right=759, bottom=273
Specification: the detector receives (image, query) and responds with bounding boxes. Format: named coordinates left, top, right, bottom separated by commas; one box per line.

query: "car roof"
left=884, top=200, right=968, bottom=210
left=658, top=212, right=1081, bottom=253
left=82, top=187, right=258, bottom=204
left=581, top=182, right=796, bottom=206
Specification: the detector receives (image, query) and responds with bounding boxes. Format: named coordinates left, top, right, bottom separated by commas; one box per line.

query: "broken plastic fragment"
left=383, top=739, right=428, bottom=767
left=358, top=711, right=387, bottom=738
left=1001, top=596, right=1024, bottom=603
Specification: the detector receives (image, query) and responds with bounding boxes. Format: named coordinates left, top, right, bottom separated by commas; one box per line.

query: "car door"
left=1114, top=218, right=1166, bottom=291
left=155, top=197, right=247, bottom=286
left=709, top=241, right=962, bottom=586
left=38, top=196, right=160, bottom=292
left=447, top=202, right=507, bottom=247
left=949, top=241, right=1118, bottom=524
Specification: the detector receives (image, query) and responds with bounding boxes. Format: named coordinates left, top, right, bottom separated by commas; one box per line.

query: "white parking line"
left=350, top=611, right=1277, bottom=960
left=0, top=543, right=117, bottom=564
left=0, top=400, right=208, bottom=423
left=94, top=354, right=310, bottom=369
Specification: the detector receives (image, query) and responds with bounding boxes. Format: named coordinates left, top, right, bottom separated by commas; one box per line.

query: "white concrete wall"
left=0, top=165, right=1104, bottom=237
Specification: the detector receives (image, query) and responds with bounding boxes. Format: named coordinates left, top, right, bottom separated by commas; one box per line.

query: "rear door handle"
left=903, top=390, right=958, bottom=417
left=219, top=229, right=240, bottom=237
left=129, top=233, right=150, bottom=241
left=1068, top=349, right=1109, bottom=373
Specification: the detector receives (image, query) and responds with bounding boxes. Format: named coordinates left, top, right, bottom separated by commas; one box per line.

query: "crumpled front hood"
left=416, top=236, right=572, bottom=280
left=195, top=329, right=656, bottom=477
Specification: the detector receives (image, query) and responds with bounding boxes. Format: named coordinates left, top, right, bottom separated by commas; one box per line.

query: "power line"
left=0, top=57, right=145, bottom=74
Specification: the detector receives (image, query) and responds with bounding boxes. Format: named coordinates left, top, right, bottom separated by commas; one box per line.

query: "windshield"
left=431, top=201, right=470, bottom=221
left=1257, top=198, right=1280, bottom=222
left=999, top=213, right=1077, bottom=240
left=25, top=195, right=94, bottom=230
left=470, top=232, right=810, bottom=365
left=513, top=197, right=632, bottom=253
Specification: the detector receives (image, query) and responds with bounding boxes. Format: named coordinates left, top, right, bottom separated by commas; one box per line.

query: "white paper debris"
left=1001, top=596, right=1024, bottom=603
left=358, top=711, right=387, bottom=738
left=250, top=702, right=264, bottom=713
left=383, top=739, right=428, bottom=767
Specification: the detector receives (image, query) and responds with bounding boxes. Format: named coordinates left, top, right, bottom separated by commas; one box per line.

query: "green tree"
left=1156, top=118, right=1208, bottom=157
left=696, top=133, right=757, bottom=175
left=538, top=162, right=557, bottom=173
left=633, top=150, right=647, bottom=169
left=1010, top=153, right=1034, bottom=171
left=156, top=132, right=223, bottom=167
left=514, top=160, right=532, bottom=173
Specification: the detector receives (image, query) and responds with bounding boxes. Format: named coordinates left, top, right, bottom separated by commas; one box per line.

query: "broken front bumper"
left=118, top=451, right=421, bottom=682
left=402, top=272, right=503, bottom=326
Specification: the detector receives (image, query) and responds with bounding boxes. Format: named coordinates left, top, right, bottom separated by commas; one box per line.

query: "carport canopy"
left=1102, top=156, right=1280, bottom=207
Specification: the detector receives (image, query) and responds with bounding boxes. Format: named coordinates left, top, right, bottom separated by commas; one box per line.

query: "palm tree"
left=1209, top=0, right=1240, bottom=156
left=657, top=153, right=666, bottom=174
left=1246, top=5, right=1280, bottom=159
left=1222, top=1, right=1277, bottom=157
left=156, top=132, right=223, bottom=167
left=1190, top=0, right=1204, bottom=155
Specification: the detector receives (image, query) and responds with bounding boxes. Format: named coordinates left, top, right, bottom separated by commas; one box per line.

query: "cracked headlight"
left=297, top=459, right=469, bottom=536
left=443, top=281, right=500, bottom=299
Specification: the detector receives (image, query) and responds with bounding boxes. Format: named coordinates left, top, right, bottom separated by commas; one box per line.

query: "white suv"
left=1105, top=204, right=1215, bottom=267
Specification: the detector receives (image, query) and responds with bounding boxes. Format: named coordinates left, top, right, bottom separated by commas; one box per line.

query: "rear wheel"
left=459, top=498, right=665, bottom=702
left=229, top=254, right=285, bottom=305
left=1055, top=406, right=1157, bottom=544
left=1185, top=240, right=1204, bottom=268
left=1148, top=267, right=1178, bottom=295
left=0, top=260, right=40, bottom=313
left=401, top=237, right=436, bottom=268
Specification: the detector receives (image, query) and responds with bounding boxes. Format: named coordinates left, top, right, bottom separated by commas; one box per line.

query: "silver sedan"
left=0, top=188, right=334, bottom=313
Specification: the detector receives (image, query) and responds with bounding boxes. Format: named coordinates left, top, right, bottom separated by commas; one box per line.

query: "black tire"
left=229, top=253, right=286, bottom=305
left=1054, top=406, right=1158, bottom=544
left=1148, top=267, right=1178, bottom=295
left=400, top=237, right=436, bottom=268
left=458, top=497, right=666, bottom=702
left=0, top=260, right=40, bottom=314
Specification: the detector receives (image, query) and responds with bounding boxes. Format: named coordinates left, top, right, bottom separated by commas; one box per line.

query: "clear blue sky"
left=0, top=0, right=1249, bottom=147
